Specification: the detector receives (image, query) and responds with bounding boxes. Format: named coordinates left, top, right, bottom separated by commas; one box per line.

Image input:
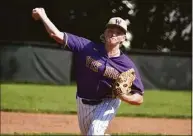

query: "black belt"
left=81, top=99, right=102, bottom=105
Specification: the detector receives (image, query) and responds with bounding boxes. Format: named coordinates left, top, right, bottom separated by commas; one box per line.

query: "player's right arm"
left=32, top=8, right=64, bottom=44
left=32, top=7, right=92, bottom=53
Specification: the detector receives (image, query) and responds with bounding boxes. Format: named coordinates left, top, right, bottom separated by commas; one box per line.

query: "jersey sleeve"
left=130, top=64, right=144, bottom=95
left=131, top=71, right=144, bottom=95
left=63, top=32, right=92, bottom=53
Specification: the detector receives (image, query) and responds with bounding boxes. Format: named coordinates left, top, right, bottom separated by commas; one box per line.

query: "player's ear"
left=121, top=34, right=126, bottom=42
left=124, top=34, right=126, bottom=40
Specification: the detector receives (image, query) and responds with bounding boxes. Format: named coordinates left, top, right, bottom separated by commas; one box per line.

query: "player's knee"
left=87, top=121, right=108, bottom=135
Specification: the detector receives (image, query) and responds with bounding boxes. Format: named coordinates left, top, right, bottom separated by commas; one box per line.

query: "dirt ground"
left=1, top=111, right=192, bottom=135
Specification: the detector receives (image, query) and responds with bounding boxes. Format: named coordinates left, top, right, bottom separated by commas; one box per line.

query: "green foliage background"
left=0, top=0, right=191, bottom=52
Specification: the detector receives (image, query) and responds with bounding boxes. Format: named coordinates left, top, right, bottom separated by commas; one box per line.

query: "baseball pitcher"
left=32, top=7, right=144, bottom=135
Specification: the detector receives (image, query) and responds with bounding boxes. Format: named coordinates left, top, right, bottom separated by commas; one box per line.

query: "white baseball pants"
left=76, top=96, right=121, bottom=135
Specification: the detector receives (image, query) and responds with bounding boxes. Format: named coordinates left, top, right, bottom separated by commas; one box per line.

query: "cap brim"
left=106, top=24, right=127, bottom=34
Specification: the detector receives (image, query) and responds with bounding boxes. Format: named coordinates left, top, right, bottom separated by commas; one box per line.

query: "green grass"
left=117, top=90, right=192, bottom=118
left=1, top=83, right=192, bottom=118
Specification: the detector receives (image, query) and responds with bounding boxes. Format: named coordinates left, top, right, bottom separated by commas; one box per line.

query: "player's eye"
left=116, top=31, right=122, bottom=35
left=123, top=84, right=128, bottom=87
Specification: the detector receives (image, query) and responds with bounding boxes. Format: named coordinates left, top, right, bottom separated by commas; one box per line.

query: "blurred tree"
left=0, top=0, right=191, bottom=52
left=103, top=0, right=192, bottom=52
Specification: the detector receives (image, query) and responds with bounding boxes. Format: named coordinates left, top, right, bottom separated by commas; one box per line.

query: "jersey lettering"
left=86, top=56, right=93, bottom=68
left=86, top=56, right=102, bottom=72
left=103, top=66, right=119, bottom=79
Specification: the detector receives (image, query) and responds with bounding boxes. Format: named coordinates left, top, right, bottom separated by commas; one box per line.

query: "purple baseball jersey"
left=63, top=32, right=144, bottom=100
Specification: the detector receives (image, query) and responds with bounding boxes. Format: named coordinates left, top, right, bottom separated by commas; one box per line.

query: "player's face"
left=104, top=26, right=126, bottom=46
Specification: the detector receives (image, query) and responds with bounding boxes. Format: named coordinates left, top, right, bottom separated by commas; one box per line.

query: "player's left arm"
left=119, top=92, right=143, bottom=105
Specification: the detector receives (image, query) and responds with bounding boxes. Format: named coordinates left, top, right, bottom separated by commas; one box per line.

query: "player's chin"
left=107, top=40, right=119, bottom=46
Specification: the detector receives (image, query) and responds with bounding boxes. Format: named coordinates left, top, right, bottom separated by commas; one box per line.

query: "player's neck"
left=105, top=45, right=121, bottom=58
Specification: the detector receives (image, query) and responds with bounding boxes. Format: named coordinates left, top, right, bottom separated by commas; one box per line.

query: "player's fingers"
left=32, top=8, right=40, bottom=12
left=32, top=10, right=37, bottom=16
left=33, top=8, right=38, bottom=11
left=32, top=9, right=38, bottom=14
left=35, top=7, right=43, bottom=11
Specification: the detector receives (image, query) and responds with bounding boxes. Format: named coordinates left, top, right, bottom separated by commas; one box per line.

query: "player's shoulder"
left=114, top=53, right=138, bottom=73
left=65, top=32, right=96, bottom=45
left=120, top=53, right=136, bottom=67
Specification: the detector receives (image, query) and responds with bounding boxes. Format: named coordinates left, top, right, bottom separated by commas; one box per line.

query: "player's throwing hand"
left=32, top=8, right=47, bottom=21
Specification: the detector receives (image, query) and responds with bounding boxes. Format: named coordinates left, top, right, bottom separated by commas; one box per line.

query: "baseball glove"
left=112, top=68, right=136, bottom=97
